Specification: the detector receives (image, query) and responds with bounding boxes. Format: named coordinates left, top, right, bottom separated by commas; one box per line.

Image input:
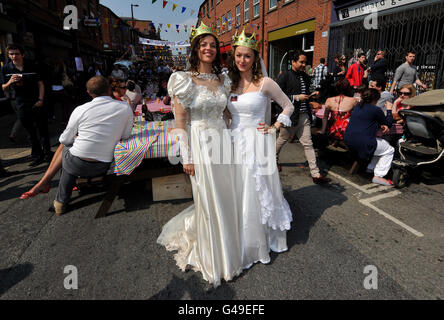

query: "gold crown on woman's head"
left=232, top=29, right=260, bottom=52
left=190, top=22, right=217, bottom=44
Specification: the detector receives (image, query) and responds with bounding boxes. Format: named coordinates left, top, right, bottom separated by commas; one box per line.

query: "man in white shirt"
left=111, top=64, right=125, bottom=80
left=53, top=76, right=133, bottom=215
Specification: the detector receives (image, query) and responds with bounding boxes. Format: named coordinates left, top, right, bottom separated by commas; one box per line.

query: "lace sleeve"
left=167, top=71, right=194, bottom=109
left=171, top=97, right=193, bottom=165
left=222, top=73, right=232, bottom=97
left=261, top=77, right=294, bottom=127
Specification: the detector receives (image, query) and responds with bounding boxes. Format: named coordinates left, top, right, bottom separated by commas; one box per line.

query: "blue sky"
left=99, top=0, right=201, bottom=43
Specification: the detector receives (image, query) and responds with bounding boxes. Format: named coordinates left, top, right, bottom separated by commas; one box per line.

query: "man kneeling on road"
left=54, top=76, right=133, bottom=215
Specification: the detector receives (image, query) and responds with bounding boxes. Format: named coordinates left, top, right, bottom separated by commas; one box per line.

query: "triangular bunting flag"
left=159, top=23, right=163, bottom=28
left=152, top=0, right=157, bottom=3
left=176, top=24, right=179, bottom=29
left=163, top=1, right=168, bottom=9
left=181, top=7, right=186, bottom=14
left=172, top=4, right=177, bottom=11
left=190, top=9, right=195, bottom=16
left=167, top=24, right=171, bottom=28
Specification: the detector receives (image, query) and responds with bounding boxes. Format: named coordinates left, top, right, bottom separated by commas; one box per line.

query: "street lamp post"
left=130, top=4, right=139, bottom=46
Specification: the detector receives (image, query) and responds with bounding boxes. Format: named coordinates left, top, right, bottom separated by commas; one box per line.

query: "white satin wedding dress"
left=228, top=77, right=294, bottom=269
left=157, top=71, right=243, bottom=287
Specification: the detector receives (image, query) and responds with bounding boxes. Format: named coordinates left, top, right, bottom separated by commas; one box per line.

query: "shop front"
left=267, top=19, right=315, bottom=80
left=328, top=0, right=444, bottom=90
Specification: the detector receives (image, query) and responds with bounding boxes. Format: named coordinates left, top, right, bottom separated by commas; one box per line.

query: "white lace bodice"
left=228, top=91, right=268, bottom=129
left=227, top=77, right=294, bottom=130
left=168, top=71, right=231, bottom=126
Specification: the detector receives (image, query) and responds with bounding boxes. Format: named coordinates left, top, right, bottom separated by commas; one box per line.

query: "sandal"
left=372, top=177, right=393, bottom=186
left=20, top=186, right=51, bottom=199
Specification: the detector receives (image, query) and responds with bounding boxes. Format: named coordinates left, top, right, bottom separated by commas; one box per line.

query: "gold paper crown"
left=190, top=22, right=217, bottom=44
left=232, top=29, right=260, bottom=52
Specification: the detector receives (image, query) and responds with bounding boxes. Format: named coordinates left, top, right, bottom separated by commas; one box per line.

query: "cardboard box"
left=152, top=174, right=192, bottom=201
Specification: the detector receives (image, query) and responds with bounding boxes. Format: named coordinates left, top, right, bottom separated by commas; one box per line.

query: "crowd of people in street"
left=303, top=49, right=432, bottom=186
left=0, top=21, right=442, bottom=289
left=0, top=43, right=176, bottom=177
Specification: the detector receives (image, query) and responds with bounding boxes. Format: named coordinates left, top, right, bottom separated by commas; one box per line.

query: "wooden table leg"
left=95, top=175, right=126, bottom=219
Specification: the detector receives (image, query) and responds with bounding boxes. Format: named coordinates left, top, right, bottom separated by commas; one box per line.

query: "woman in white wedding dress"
left=157, top=23, right=243, bottom=287
left=227, top=30, right=295, bottom=269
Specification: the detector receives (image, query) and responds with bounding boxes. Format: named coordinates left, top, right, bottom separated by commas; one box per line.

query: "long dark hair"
left=188, top=34, right=223, bottom=77
left=228, top=44, right=263, bottom=92
left=359, top=88, right=380, bottom=108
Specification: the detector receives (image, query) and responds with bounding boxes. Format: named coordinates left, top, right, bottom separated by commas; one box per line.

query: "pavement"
left=0, top=111, right=443, bottom=300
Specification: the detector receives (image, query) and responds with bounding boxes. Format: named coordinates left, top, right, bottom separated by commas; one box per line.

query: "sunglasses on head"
left=399, top=91, right=411, bottom=96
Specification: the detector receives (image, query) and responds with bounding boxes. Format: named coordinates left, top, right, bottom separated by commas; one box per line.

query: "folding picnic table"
left=94, top=117, right=182, bottom=219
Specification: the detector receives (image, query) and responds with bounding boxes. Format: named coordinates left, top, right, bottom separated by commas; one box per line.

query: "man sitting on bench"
left=53, top=76, right=133, bottom=215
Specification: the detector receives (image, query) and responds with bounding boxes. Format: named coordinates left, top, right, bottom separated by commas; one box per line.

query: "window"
left=253, top=0, right=260, bottom=18
left=269, top=0, right=277, bottom=10
left=227, top=11, right=232, bottom=31
left=207, top=2, right=210, bottom=16
left=216, top=19, right=220, bottom=35
left=211, top=0, right=214, bottom=9
left=244, top=0, right=249, bottom=22
left=203, top=5, right=206, bottom=17
left=221, top=14, right=225, bottom=33
left=236, top=5, right=241, bottom=26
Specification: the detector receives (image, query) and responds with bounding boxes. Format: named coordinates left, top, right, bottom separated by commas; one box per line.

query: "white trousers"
left=367, top=138, right=394, bottom=177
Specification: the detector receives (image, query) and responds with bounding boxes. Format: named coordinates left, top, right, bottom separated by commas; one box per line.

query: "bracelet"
left=295, top=95, right=300, bottom=102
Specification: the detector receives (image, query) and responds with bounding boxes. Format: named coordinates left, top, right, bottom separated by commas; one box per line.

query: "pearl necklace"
left=190, top=72, right=218, bottom=81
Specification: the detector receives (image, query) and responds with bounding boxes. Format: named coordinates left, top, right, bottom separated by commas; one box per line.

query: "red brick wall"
left=199, top=0, right=332, bottom=69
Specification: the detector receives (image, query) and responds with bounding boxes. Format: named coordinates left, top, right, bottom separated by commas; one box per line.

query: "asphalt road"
left=0, top=128, right=443, bottom=300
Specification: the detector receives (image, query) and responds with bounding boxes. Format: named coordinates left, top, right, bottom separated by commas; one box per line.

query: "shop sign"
left=268, top=20, right=315, bottom=42
left=338, top=0, right=423, bottom=21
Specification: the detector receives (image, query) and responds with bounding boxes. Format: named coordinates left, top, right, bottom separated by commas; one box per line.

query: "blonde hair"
left=400, top=84, right=416, bottom=97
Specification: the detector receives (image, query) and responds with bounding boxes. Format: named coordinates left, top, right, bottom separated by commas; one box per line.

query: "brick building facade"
left=197, top=0, right=332, bottom=79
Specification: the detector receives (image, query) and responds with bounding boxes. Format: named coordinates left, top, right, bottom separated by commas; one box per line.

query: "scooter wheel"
left=393, top=168, right=408, bottom=189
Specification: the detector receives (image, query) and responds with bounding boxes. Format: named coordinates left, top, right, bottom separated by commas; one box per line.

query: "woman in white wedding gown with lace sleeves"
left=156, top=27, right=243, bottom=287
left=227, top=31, right=295, bottom=269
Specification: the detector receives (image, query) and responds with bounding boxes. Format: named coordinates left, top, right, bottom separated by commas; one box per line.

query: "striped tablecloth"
left=113, top=118, right=179, bottom=175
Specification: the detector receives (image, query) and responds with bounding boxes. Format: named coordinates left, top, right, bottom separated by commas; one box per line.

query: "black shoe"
left=29, top=156, right=44, bottom=167
left=312, top=175, right=331, bottom=184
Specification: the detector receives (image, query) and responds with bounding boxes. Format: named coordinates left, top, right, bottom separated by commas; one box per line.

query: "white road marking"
left=328, top=171, right=424, bottom=237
